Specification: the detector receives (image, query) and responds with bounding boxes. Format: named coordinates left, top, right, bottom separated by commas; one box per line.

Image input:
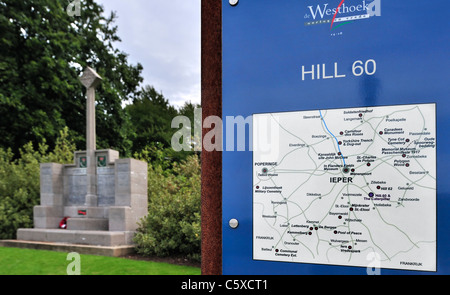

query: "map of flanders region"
left=252, top=103, right=436, bottom=272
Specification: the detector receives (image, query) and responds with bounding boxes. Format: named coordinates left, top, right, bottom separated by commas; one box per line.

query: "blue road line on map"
left=319, top=110, right=346, bottom=167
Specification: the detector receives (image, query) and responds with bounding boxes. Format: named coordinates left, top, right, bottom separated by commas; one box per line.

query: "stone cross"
left=80, top=67, right=102, bottom=207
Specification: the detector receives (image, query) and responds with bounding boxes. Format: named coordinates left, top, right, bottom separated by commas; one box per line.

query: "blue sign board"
left=222, top=0, right=449, bottom=274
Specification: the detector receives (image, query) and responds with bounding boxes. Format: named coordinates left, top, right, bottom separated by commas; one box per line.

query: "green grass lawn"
left=0, top=247, right=200, bottom=275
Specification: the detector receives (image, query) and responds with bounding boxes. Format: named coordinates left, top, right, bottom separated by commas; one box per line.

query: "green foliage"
left=0, top=0, right=143, bottom=156
left=0, top=127, right=75, bottom=239
left=133, top=142, right=196, bottom=173
left=134, top=152, right=201, bottom=262
left=126, top=86, right=178, bottom=153
left=178, top=101, right=202, bottom=151
left=0, top=145, right=39, bottom=239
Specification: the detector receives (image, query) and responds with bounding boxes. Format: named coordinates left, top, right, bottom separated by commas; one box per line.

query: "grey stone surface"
left=40, top=164, right=64, bottom=200
left=108, top=206, right=147, bottom=232
left=64, top=166, right=116, bottom=207
left=46, top=229, right=76, bottom=244
left=86, top=207, right=108, bottom=219
left=33, top=202, right=63, bottom=229
left=114, top=193, right=148, bottom=208
left=85, top=194, right=98, bottom=207
left=33, top=217, right=61, bottom=229
left=17, top=229, right=131, bottom=247
left=40, top=193, right=64, bottom=207
left=63, top=206, right=80, bottom=218
left=81, top=67, right=102, bottom=206
left=114, top=158, right=148, bottom=207
left=108, top=206, right=131, bottom=232
left=63, top=206, right=108, bottom=219
left=67, top=218, right=109, bottom=231
left=97, top=167, right=115, bottom=206
left=64, top=169, right=87, bottom=206
left=34, top=206, right=62, bottom=218
left=79, top=67, right=102, bottom=89
left=18, top=131, right=148, bottom=247
left=129, top=194, right=148, bottom=210
left=123, top=231, right=135, bottom=245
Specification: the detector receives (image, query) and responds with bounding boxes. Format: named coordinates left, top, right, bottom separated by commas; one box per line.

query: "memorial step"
left=67, top=218, right=109, bottom=231
left=16, top=229, right=134, bottom=247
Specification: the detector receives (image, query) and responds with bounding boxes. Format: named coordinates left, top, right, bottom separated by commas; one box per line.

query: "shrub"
left=133, top=153, right=201, bottom=262
left=0, top=128, right=75, bottom=239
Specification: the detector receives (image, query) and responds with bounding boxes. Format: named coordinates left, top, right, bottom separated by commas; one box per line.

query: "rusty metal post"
left=201, top=0, right=222, bottom=275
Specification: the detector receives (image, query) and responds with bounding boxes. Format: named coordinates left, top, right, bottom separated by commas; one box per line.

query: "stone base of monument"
left=17, top=229, right=134, bottom=246
left=12, top=149, right=148, bottom=255
left=0, top=239, right=135, bottom=257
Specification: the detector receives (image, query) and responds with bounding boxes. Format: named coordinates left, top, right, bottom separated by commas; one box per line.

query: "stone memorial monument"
left=16, top=67, right=148, bottom=254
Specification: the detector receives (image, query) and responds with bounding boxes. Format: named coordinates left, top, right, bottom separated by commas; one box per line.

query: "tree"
left=126, top=85, right=178, bottom=153
left=178, top=101, right=201, bottom=125
left=178, top=101, right=201, bottom=152
left=0, top=0, right=143, bottom=156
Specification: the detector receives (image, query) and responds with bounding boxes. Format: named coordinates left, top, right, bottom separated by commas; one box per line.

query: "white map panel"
left=253, top=103, right=436, bottom=271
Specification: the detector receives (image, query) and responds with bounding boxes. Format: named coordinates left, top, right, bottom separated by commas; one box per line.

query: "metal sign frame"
left=220, top=0, right=449, bottom=275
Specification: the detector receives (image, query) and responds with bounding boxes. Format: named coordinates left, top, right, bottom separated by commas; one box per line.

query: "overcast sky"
left=96, top=0, right=201, bottom=108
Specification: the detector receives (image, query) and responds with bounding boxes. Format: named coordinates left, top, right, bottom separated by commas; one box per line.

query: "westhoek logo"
left=304, top=0, right=381, bottom=30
